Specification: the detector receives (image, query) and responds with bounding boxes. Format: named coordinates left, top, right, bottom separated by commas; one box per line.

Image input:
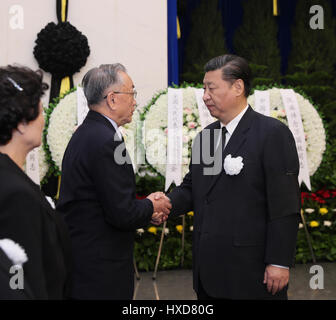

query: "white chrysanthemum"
left=0, top=239, right=28, bottom=266
left=46, top=88, right=140, bottom=173
left=248, top=88, right=326, bottom=175
left=47, top=91, right=77, bottom=170
left=142, top=87, right=212, bottom=177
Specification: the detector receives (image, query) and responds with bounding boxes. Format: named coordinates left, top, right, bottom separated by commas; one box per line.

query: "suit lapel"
left=205, top=106, right=255, bottom=195
left=222, top=110, right=252, bottom=159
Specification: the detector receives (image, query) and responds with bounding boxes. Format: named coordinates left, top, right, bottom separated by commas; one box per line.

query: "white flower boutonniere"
left=224, top=154, right=244, bottom=175
left=0, top=239, right=28, bottom=266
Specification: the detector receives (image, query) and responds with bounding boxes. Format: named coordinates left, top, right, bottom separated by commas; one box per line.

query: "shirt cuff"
left=270, top=264, right=289, bottom=269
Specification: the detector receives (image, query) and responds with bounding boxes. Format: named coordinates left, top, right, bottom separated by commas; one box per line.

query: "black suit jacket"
left=0, top=153, right=71, bottom=299
left=57, top=110, right=153, bottom=299
left=168, top=106, right=300, bottom=299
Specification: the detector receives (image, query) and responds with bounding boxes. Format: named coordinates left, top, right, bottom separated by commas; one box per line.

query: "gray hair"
left=82, top=63, right=127, bottom=106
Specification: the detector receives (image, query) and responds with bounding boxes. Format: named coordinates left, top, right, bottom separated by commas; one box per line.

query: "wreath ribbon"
left=57, top=0, right=68, bottom=23
left=56, top=0, right=70, bottom=199
left=58, top=0, right=71, bottom=97
left=60, top=76, right=71, bottom=97
left=273, top=0, right=278, bottom=16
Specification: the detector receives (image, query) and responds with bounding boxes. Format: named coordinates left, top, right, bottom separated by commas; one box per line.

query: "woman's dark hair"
left=204, top=54, right=252, bottom=97
left=0, top=65, right=48, bottom=145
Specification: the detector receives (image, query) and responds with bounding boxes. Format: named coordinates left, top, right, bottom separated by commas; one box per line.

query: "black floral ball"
left=33, top=22, right=90, bottom=78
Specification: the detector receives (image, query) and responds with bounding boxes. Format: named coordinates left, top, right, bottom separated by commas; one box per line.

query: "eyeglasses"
left=103, top=90, right=137, bottom=100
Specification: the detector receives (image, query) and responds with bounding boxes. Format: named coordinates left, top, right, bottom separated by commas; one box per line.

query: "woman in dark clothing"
left=0, top=65, right=71, bottom=299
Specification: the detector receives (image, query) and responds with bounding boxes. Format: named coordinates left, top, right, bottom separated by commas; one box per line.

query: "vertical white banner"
left=280, top=89, right=311, bottom=190
left=26, top=148, right=40, bottom=185
left=193, top=88, right=215, bottom=129
left=165, top=88, right=183, bottom=191
left=254, top=90, right=270, bottom=116
left=77, top=86, right=89, bottom=126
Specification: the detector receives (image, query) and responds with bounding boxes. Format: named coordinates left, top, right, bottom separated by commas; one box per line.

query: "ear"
left=234, top=79, right=245, bottom=97
left=106, top=92, right=116, bottom=110
left=16, top=122, right=27, bottom=135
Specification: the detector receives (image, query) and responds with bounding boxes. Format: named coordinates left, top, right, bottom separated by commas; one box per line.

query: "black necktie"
left=221, top=126, right=227, bottom=152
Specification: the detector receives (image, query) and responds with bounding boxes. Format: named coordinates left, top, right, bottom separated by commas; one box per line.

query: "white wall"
left=0, top=0, right=168, bottom=109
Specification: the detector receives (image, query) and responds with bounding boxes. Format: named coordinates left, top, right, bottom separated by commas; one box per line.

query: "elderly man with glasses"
left=57, top=64, right=171, bottom=300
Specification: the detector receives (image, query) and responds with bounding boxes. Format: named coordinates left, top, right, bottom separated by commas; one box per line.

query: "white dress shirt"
left=218, top=104, right=249, bottom=148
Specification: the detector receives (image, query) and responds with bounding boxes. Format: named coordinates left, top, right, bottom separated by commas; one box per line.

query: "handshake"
left=147, top=192, right=172, bottom=225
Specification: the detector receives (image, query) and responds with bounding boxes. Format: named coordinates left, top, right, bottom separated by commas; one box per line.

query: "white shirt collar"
left=101, top=114, right=122, bottom=140
left=220, top=104, right=249, bottom=136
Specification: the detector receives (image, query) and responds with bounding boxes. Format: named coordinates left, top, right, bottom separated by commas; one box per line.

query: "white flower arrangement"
left=248, top=87, right=326, bottom=176
left=47, top=90, right=77, bottom=171
left=223, top=154, right=244, bottom=175
left=45, top=87, right=140, bottom=174
left=23, top=103, right=51, bottom=183
left=0, top=239, right=28, bottom=266
left=142, top=86, right=212, bottom=177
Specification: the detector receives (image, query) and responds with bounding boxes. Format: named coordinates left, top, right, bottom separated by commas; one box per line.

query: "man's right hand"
left=147, top=192, right=172, bottom=215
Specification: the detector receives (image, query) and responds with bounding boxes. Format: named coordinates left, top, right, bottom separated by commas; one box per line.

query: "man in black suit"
left=57, top=64, right=171, bottom=300
left=164, top=55, right=300, bottom=299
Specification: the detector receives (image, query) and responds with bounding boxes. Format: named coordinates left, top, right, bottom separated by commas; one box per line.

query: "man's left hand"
left=263, top=265, right=289, bottom=295
left=150, top=212, right=168, bottom=225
